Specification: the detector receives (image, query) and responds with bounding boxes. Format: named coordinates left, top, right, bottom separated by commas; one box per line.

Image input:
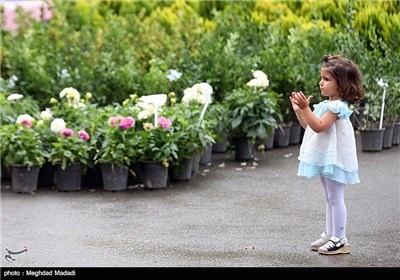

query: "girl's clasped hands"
left=289, top=91, right=313, bottom=110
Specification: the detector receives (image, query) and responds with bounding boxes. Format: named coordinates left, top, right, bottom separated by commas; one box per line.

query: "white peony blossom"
left=76, top=102, right=86, bottom=108
left=7, top=93, right=24, bottom=101
left=253, top=70, right=267, bottom=80
left=138, top=110, right=153, bottom=120
left=50, top=118, right=66, bottom=133
left=196, top=82, right=213, bottom=97
left=60, top=87, right=76, bottom=98
left=40, top=108, right=53, bottom=121
left=136, top=101, right=155, bottom=112
left=182, top=87, right=198, bottom=103
left=247, top=70, right=269, bottom=88
left=196, top=95, right=206, bottom=104
left=67, top=91, right=80, bottom=106
left=183, top=83, right=213, bottom=104
left=143, top=122, right=154, bottom=131
left=59, top=87, right=80, bottom=106
left=247, top=78, right=269, bottom=88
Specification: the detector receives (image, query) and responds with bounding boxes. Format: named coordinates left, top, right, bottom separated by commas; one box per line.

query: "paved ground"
left=1, top=132, right=399, bottom=268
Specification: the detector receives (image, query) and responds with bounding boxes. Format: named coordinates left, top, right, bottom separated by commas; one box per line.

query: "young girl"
left=290, top=54, right=364, bottom=255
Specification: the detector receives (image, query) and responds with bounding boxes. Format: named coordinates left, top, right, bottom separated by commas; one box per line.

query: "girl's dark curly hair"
left=321, top=55, right=364, bottom=105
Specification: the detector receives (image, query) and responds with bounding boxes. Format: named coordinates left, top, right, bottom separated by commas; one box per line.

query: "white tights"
left=320, top=176, right=347, bottom=239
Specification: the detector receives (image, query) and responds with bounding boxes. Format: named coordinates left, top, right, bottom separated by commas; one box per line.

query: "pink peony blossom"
left=158, top=116, right=172, bottom=129
left=120, top=117, right=135, bottom=130
left=60, top=128, right=74, bottom=137
left=20, top=119, right=32, bottom=128
left=108, top=116, right=123, bottom=127
left=78, top=130, right=90, bottom=141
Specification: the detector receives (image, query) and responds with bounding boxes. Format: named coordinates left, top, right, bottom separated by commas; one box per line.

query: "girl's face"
left=319, top=67, right=340, bottom=101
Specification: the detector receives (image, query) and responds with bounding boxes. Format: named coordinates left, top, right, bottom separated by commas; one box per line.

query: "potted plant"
left=177, top=83, right=216, bottom=168
left=94, top=113, right=139, bottom=191
left=48, top=118, right=91, bottom=191
left=168, top=117, right=199, bottom=181
left=382, top=81, right=400, bottom=147
left=359, top=79, right=387, bottom=152
left=130, top=93, right=181, bottom=188
left=223, top=70, right=282, bottom=161
left=207, top=102, right=229, bottom=153
left=0, top=114, right=46, bottom=193
left=136, top=115, right=179, bottom=189
left=0, top=92, right=41, bottom=179
left=166, top=101, right=214, bottom=181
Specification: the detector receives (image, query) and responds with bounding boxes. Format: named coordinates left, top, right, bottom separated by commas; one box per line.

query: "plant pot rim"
left=360, top=127, right=386, bottom=132
left=138, top=160, right=164, bottom=164
left=10, top=164, right=41, bottom=168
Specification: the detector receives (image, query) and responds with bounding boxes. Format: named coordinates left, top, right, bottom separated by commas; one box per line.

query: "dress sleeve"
left=326, top=100, right=353, bottom=119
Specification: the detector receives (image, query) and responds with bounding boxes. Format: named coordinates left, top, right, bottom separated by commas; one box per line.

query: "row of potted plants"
left=0, top=70, right=285, bottom=193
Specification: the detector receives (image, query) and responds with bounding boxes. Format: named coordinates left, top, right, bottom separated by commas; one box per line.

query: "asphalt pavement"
left=1, top=132, right=399, bottom=268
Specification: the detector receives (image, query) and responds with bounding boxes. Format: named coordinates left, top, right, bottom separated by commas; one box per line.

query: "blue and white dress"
left=297, top=99, right=360, bottom=184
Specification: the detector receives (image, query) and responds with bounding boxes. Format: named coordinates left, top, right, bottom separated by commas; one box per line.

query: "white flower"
left=50, top=118, right=66, bottom=133
left=67, top=91, right=80, bottom=106
left=137, top=101, right=155, bottom=113
left=16, top=114, right=34, bottom=124
left=247, top=78, right=268, bottom=88
left=40, top=108, right=53, bottom=121
left=196, top=95, right=206, bottom=104
left=182, top=87, right=198, bottom=103
left=196, top=83, right=213, bottom=103
left=7, top=93, right=24, bottom=101
left=138, top=110, right=153, bottom=120
left=253, top=70, right=267, bottom=80
left=60, top=87, right=74, bottom=98
left=247, top=70, right=269, bottom=88
left=75, top=102, right=86, bottom=108
left=377, top=78, right=388, bottom=89
left=194, top=82, right=213, bottom=96
left=247, top=79, right=258, bottom=87
left=7, top=75, right=18, bottom=88
left=183, top=82, right=213, bottom=104
left=166, top=69, right=182, bottom=82
left=143, top=122, right=154, bottom=131
left=140, top=94, right=167, bottom=107
left=59, top=87, right=80, bottom=106
left=136, top=102, right=147, bottom=109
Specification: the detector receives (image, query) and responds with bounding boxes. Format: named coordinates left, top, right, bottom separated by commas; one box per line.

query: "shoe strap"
left=329, top=236, right=346, bottom=247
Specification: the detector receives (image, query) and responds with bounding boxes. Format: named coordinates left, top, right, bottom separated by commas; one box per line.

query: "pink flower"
left=60, top=128, right=74, bottom=137
left=108, top=116, right=123, bottom=127
left=120, top=117, right=135, bottom=130
left=16, top=114, right=34, bottom=127
left=158, top=116, right=172, bottom=129
left=20, top=119, right=32, bottom=128
left=78, top=130, right=90, bottom=141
